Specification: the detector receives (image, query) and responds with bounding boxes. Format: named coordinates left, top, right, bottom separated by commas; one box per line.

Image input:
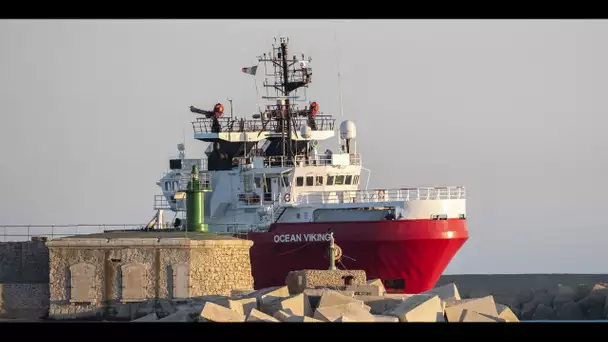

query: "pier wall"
left=0, top=283, right=49, bottom=319
left=0, top=241, right=49, bottom=283
left=0, top=241, right=50, bottom=319
left=46, top=234, right=255, bottom=320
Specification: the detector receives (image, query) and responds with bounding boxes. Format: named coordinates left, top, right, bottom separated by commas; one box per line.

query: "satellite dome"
left=339, top=120, right=356, bottom=140
left=300, top=125, right=312, bottom=139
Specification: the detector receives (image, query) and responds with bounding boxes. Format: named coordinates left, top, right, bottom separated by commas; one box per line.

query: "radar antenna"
left=256, top=36, right=313, bottom=163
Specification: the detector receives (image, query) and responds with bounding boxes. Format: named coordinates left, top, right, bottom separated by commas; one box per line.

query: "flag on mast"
left=242, top=65, right=258, bottom=76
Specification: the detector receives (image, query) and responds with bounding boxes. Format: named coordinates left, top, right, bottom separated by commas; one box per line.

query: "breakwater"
left=0, top=240, right=607, bottom=320
left=437, top=274, right=608, bottom=320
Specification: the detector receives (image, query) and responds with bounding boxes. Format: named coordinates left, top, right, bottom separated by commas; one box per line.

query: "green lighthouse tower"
left=184, top=164, right=211, bottom=232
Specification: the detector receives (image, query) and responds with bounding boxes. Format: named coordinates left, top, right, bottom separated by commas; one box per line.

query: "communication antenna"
left=227, top=97, right=234, bottom=119
left=333, top=20, right=348, bottom=117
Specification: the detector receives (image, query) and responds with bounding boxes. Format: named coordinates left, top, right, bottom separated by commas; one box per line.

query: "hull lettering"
left=273, top=233, right=332, bottom=243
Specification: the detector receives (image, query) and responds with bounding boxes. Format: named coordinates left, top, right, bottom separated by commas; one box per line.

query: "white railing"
left=234, top=153, right=361, bottom=168
left=192, top=116, right=336, bottom=134
left=295, top=186, right=466, bottom=205
left=0, top=224, right=146, bottom=242
left=154, top=195, right=186, bottom=211
left=177, top=172, right=212, bottom=190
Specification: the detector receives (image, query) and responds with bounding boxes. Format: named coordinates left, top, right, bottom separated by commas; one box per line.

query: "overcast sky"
left=1, top=19, right=607, bottom=274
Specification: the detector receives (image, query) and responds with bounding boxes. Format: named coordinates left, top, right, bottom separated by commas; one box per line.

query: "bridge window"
left=315, top=176, right=324, bottom=186
left=282, top=176, right=291, bottom=187
left=327, top=175, right=334, bottom=185
left=255, top=177, right=262, bottom=188
left=345, top=175, right=352, bottom=185
left=335, top=175, right=345, bottom=185
left=306, top=176, right=314, bottom=186
left=353, top=175, right=360, bottom=185
left=165, top=182, right=169, bottom=191
left=296, top=177, right=304, bottom=187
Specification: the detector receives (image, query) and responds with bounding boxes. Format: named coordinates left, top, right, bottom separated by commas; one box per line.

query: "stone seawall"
left=0, top=241, right=50, bottom=319
left=0, top=283, right=49, bottom=319
left=0, top=241, right=49, bottom=283
left=437, top=274, right=608, bottom=296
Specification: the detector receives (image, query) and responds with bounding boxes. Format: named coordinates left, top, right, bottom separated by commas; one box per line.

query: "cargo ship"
left=152, top=36, right=469, bottom=294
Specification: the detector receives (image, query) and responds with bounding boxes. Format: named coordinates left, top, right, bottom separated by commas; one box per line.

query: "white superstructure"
left=150, top=37, right=466, bottom=232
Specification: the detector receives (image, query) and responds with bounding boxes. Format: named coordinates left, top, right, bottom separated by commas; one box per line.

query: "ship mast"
left=258, top=36, right=312, bottom=164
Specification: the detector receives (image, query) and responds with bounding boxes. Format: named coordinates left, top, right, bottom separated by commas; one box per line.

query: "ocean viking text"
left=273, top=233, right=332, bottom=243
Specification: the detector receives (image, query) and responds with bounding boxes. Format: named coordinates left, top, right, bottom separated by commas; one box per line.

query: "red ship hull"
left=246, top=218, right=468, bottom=294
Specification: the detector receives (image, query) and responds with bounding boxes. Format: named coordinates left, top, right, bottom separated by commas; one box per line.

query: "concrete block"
left=174, top=302, right=205, bottom=316
left=256, top=286, right=290, bottom=305
left=557, top=301, right=585, bottom=320
left=231, top=289, right=255, bottom=298
left=553, top=291, right=576, bottom=310
left=532, top=304, right=557, bottom=320
left=199, top=302, right=246, bottom=322
left=533, top=290, right=556, bottom=307
left=460, top=309, right=504, bottom=322
left=260, top=293, right=313, bottom=317
left=578, top=283, right=608, bottom=314
left=272, top=309, right=293, bottom=322
left=303, top=289, right=354, bottom=310
left=496, top=303, right=520, bottom=322
left=246, top=308, right=280, bottom=322
left=366, top=279, right=387, bottom=296
left=373, top=315, right=399, bottom=322
left=158, top=310, right=191, bottom=322
left=317, top=290, right=369, bottom=311
left=231, top=297, right=258, bottom=316
left=195, top=294, right=230, bottom=303
left=133, top=312, right=158, bottom=321
left=355, top=295, right=408, bottom=315
left=385, top=295, right=445, bottom=322
left=212, top=297, right=257, bottom=316
left=423, top=283, right=461, bottom=301
left=344, top=285, right=382, bottom=296
left=284, top=315, right=323, bottom=322
left=558, top=284, right=575, bottom=295
left=116, top=303, right=140, bottom=319
left=136, top=300, right=156, bottom=316
left=304, top=289, right=355, bottom=297
left=445, top=296, right=499, bottom=322
left=314, top=302, right=376, bottom=322
left=285, top=269, right=366, bottom=294
left=591, top=283, right=608, bottom=297
left=158, top=299, right=176, bottom=315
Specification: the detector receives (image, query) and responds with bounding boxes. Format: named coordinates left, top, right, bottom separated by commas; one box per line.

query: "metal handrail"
left=0, top=223, right=256, bottom=242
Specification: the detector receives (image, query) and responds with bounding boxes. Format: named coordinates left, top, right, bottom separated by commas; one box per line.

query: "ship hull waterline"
left=245, top=218, right=468, bottom=294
